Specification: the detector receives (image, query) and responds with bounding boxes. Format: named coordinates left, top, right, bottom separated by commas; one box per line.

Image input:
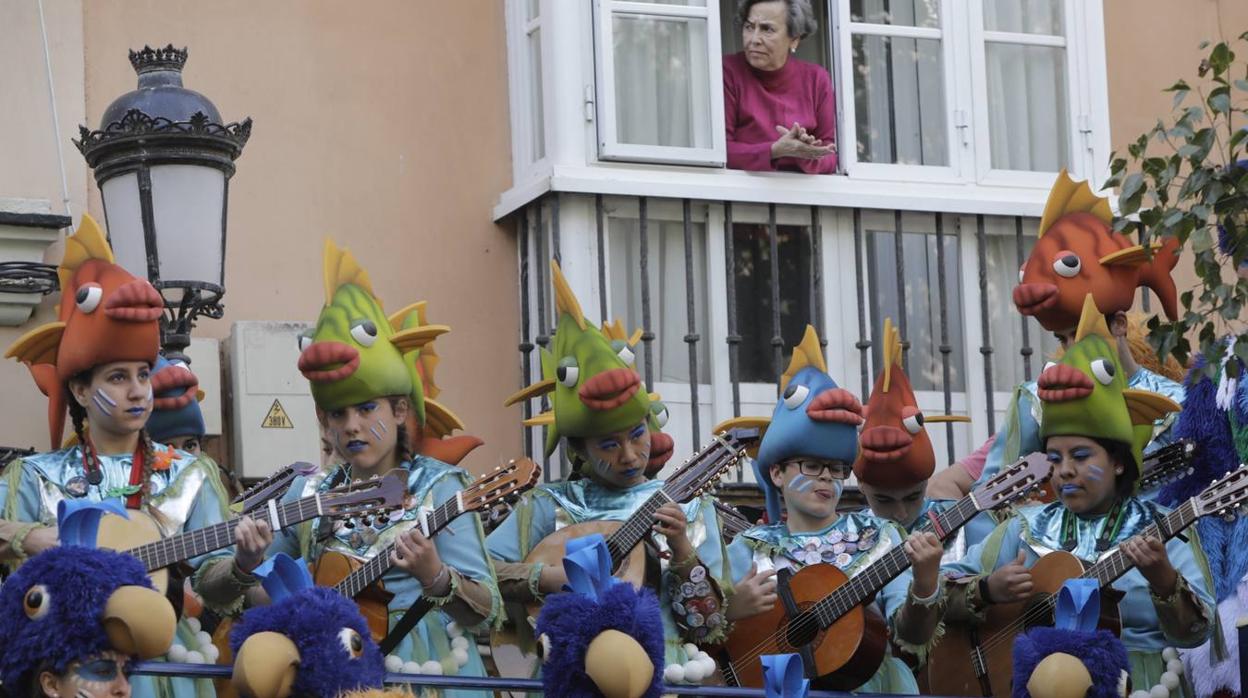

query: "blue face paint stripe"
left=377, top=420, right=389, bottom=434
left=94, top=388, right=117, bottom=407
left=369, top=425, right=383, bottom=442
left=789, top=474, right=813, bottom=492
left=91, top=393, right=114, bottom=416
left=1087, top=464, right=1105, bottom=482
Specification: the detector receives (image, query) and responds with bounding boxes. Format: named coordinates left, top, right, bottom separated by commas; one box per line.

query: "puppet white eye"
left=339, top=628, right=364, bottom=658
left=556, top=359, right=579, bottom=388
left=782, top=384, right=810, bottom=409
left=75, top=284, right=103, bottom=314
left=349, top=321, right=378, bottom=347
left=1090, top=358, right=1116, bottom=385
left=537, top=633, right=551, bottom=663
left=297, top=332, right=314, bottom=352
left=611, top=340, right=635, bottom=367
left=1053, top=253, right=1081, bottom=278
left=23, top=585, right=50, bottom=620
left=902, top=412, right=925, bottom=435
left=651, top=402, right=670, bottom=428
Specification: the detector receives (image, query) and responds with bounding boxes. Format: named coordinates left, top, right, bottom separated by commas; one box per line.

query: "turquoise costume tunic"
left=0, top=444, right=233, bottom=698
left=725, top=511, right=933, bottom=695
left=485, top=477, right=732, bottom=669
left=943, top=498, right=1215, bottom=695
left=267, top=455, right=500, bottom=698
left=964, top=368, right=1185, bottom=543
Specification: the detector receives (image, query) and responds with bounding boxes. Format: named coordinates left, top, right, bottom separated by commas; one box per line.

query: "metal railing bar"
left=725, top=201, right=742, bottom=419
left=767, top=203, right=782, bottom=392
left=853, top=208, right=871, bottom=400
left=975, top=214, right=997, bottom=434
left=683, top=198, right=702, bottom=444
left=1014, top=215, right=1034, bottom=382
left=596, top=193, right=608, bottom=321
left=518, top=206, right=534, bottom=461
left=639, top=196, right=655, bottom=392
left=934, top=212, right=955, bottom=463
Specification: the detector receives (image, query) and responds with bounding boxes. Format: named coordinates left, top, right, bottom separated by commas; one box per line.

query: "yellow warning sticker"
left=261, top=399, right=294, bottom=429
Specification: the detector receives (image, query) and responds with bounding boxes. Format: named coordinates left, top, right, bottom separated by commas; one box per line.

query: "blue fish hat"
left=742, top=326, right=865, bottom=523
left=146, top=355, right=206, bottom=444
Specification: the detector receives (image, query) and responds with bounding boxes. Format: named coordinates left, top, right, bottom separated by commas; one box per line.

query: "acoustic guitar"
left=720, top=451, right=1052, bottom=690
left=926, top=459, right=1248, bottom=697
left=311, top=458, right=541, bottom=642
left=230, top=462, right=311, bottom=514
left=715, top=501, right=753, bottom=542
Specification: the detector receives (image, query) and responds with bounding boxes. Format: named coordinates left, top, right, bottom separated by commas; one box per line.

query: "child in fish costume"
left=258, top=239, right=500, bottom=698
left=0, top=214, right=250, bottom=698
left=942, top=296, right=1213, bottom=695
left=716, top=325, right=946, bottom=694
left=487, top=261, right=731, bottom=684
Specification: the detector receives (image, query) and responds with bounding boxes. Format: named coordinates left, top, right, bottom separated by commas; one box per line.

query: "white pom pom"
left=402, top=661, right=422, bottom=674
left=683, top=661, right=706, bottom=683
left=1160, top=672, right=1180, bottom=690
left=202, top=645, right=220, bottom=663
left=1166, top=659, right=1184, bottom=676
left=421, top=660, right=444, bottom=675
left=1161, top=647, right=1179, bottom=662
left=184, top=617, right=201, bottom=634
left=452, top=647, right=469, bottom=666
left=683, top=643, right=698, bottom=657
left=385, top=655, right=404, bottom=672
left=1149, top=684, right=1170, bottom=698
left=698, top=656, right=717, bottom=675
left=166, top=644, right=188, bottom=663
left=196, top=631, right=213, bottom=649
left=446, top=621, right=460, bottom=636
left=664, top=664, right=686, bottom=684
left=451, top=635, right=470, bottom=651
left=1130, top=691, right=1153, bottom=698
left=185, top=651, right=205, bottom=664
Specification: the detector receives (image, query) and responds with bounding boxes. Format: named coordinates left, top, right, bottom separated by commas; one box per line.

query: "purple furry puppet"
left=1011, top=580, right=1131, bottom=698
left=534, top=533, right=665, bottom=698
left=229, top=553, right=384, bottom=698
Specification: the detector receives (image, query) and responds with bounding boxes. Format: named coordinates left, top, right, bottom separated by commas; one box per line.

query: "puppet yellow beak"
left=584, top=629, right=654, bottom=698
left=232, top=631, right=301, bottom=698
left=925, top=415, right=972, bottom=423
left=102, top=585, right=176, bottom=659
left=1026, top=652, right=1093, bottom=698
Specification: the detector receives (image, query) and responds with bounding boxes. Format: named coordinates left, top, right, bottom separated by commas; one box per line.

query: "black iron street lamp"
left=75, top=44, right=250, bottom=363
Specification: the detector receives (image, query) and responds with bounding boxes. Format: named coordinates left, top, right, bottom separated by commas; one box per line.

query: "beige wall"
left=0, top=0, right=520, bottom=473
left=1104, top=0, right=1248, bottom=318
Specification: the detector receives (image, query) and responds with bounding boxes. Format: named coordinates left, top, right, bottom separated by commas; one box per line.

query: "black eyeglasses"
left=782, top=459, right=850, bottom=479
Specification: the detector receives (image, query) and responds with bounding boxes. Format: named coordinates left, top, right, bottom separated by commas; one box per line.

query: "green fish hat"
left=297, top=239, right=447, bottom=418
left=505, top=261, right=651, bottom=457
left=1038, top=294, right=1181, bottom=474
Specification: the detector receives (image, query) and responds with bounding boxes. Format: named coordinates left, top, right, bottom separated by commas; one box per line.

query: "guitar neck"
left=125, top=493, right=328, bottom=572
left=810, top=496, right=981, bottom=627
left=604, top=490, right=673, bottom=567
left=334, top=496, right=463, bottom=598
left=1083, top=501, right=1194, bottom=587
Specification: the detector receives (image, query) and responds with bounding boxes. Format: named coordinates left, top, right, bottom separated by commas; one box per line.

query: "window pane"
left=866, top=223, right=965, bottom=392
left=608, top=218, right=711, bottom=384
left=851, top=0, right=940, bottom=28
left=732, top=223, right=814, bottom=384
left=986, top=43, right=1067, bottom=171
left=984, top=231, right=1061, bottom=390
left=984, top=0, right=1063, bottom=35
left=612, top=15, right=711, bottom=148
left=528, top=28, right=545, bottom=160
left=853, top=35, right=947, bottom=165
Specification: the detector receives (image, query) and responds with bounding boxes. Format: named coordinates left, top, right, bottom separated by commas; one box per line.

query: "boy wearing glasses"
left=717, top=326, right=945, bottom=694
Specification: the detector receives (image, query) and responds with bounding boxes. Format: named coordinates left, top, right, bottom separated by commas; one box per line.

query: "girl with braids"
left=0, top=216, right=273, bottom=698
left=249, top=240, right=499, bottom=698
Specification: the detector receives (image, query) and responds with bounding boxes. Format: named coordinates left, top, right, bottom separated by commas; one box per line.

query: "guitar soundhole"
left=783, top=610, right=819, bottom=649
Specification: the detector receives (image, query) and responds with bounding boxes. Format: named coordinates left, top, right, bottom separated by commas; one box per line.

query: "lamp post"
left=75, top=44, right=250, bottom=363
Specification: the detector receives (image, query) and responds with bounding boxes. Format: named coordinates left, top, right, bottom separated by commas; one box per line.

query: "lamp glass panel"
left=149, top=164, right=225, bottom=297
left=100, top=172, right=148, bottom=280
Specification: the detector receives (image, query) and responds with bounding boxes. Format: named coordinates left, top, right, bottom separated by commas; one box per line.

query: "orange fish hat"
left=5, top=214, right=163, bottom=448
left=1013, top=170, right=1179, bottom=332
left=853, top=318, right=970, bottom=489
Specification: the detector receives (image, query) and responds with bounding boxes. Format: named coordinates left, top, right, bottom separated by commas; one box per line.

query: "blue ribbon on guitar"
left=761, top=653, right=810, bottom=698
left=562, top=533, right=617, bottom=601
left=1054, top=578, right=1100, bottom=632
left=57, top=498, right=127, bottom=548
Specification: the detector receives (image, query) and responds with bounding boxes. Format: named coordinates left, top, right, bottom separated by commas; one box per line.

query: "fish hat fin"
left=601, top=319, right=643, bottom=347
left=390, top=325, right=450, bottom=353
left=1099, top=243, right=1166, bottom=267
left=881, top=317, right=903, bottom=393
left=5, top=322, right=66, bottom=366
left=390, top=300, right=444, bottom=400
left=1122, top=389, right=1181, bottom=425
left=523, top=411, right=556, bottom=427
left=713, top=415, right=770, bottom=458
left=1073, top=294, right=1113, bottom=342
left=551, top=260, right=587, bottom=330
left=504, top=379, right=555, bottom=406
left=58, top=214, right=115, bottom=294
left=322, top=238, right=375, bottom=305
left=422, top=397, right=466, bottom=436
left=1037, top=170, right=1113, bottom=238
left=387, top=301, right=428, bottom=332
left=779, top=325, right=826, bottom=394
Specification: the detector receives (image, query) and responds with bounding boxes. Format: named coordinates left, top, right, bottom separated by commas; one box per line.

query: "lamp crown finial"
left=129, top=44, right=188, bottom=75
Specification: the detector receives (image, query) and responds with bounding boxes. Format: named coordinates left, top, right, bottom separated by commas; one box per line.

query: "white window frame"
left=505, top=0, right=550, bottom=183
left=833, top=0, right=966, bottom=184
left=592, top=0, right=727, bottom=166
left=968, top=0, right=1109, bottom=187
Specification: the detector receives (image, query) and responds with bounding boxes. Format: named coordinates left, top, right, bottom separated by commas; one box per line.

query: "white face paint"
left=92, top=388, right=116, bottom=417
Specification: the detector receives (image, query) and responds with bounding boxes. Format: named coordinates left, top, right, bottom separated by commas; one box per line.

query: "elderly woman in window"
left=724, top=0, right=837, bottom=174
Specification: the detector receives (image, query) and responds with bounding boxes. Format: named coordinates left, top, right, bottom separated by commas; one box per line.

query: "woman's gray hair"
left=735, top=0, right=818, bottom=40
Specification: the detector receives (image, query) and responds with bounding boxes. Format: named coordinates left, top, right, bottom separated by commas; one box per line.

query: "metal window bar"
left=639, top=196, right=656, bottom=392
left=533, top=198, right=554, bottom=477
left=596, top=193, right=608, bottom=320
left=933, top=213, right=955, bottom=463
left=682, top=198, right=702, bottom=444
left=517, top=207, right=534, bottom=461
left=725, top=201, right=742, bottom=419
left=767, top=204, right=783, bottom=391
left=551, top=194, right=561, bottom=266
left=975, top=214, right=996, bottom=435
left=893, top=210, right=908, bottom=367
left=1014, top=216, right=1034, bottom=382
left=810, top=205, right=826, bottom=346
left=853, top=208, right=872, bottom=399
